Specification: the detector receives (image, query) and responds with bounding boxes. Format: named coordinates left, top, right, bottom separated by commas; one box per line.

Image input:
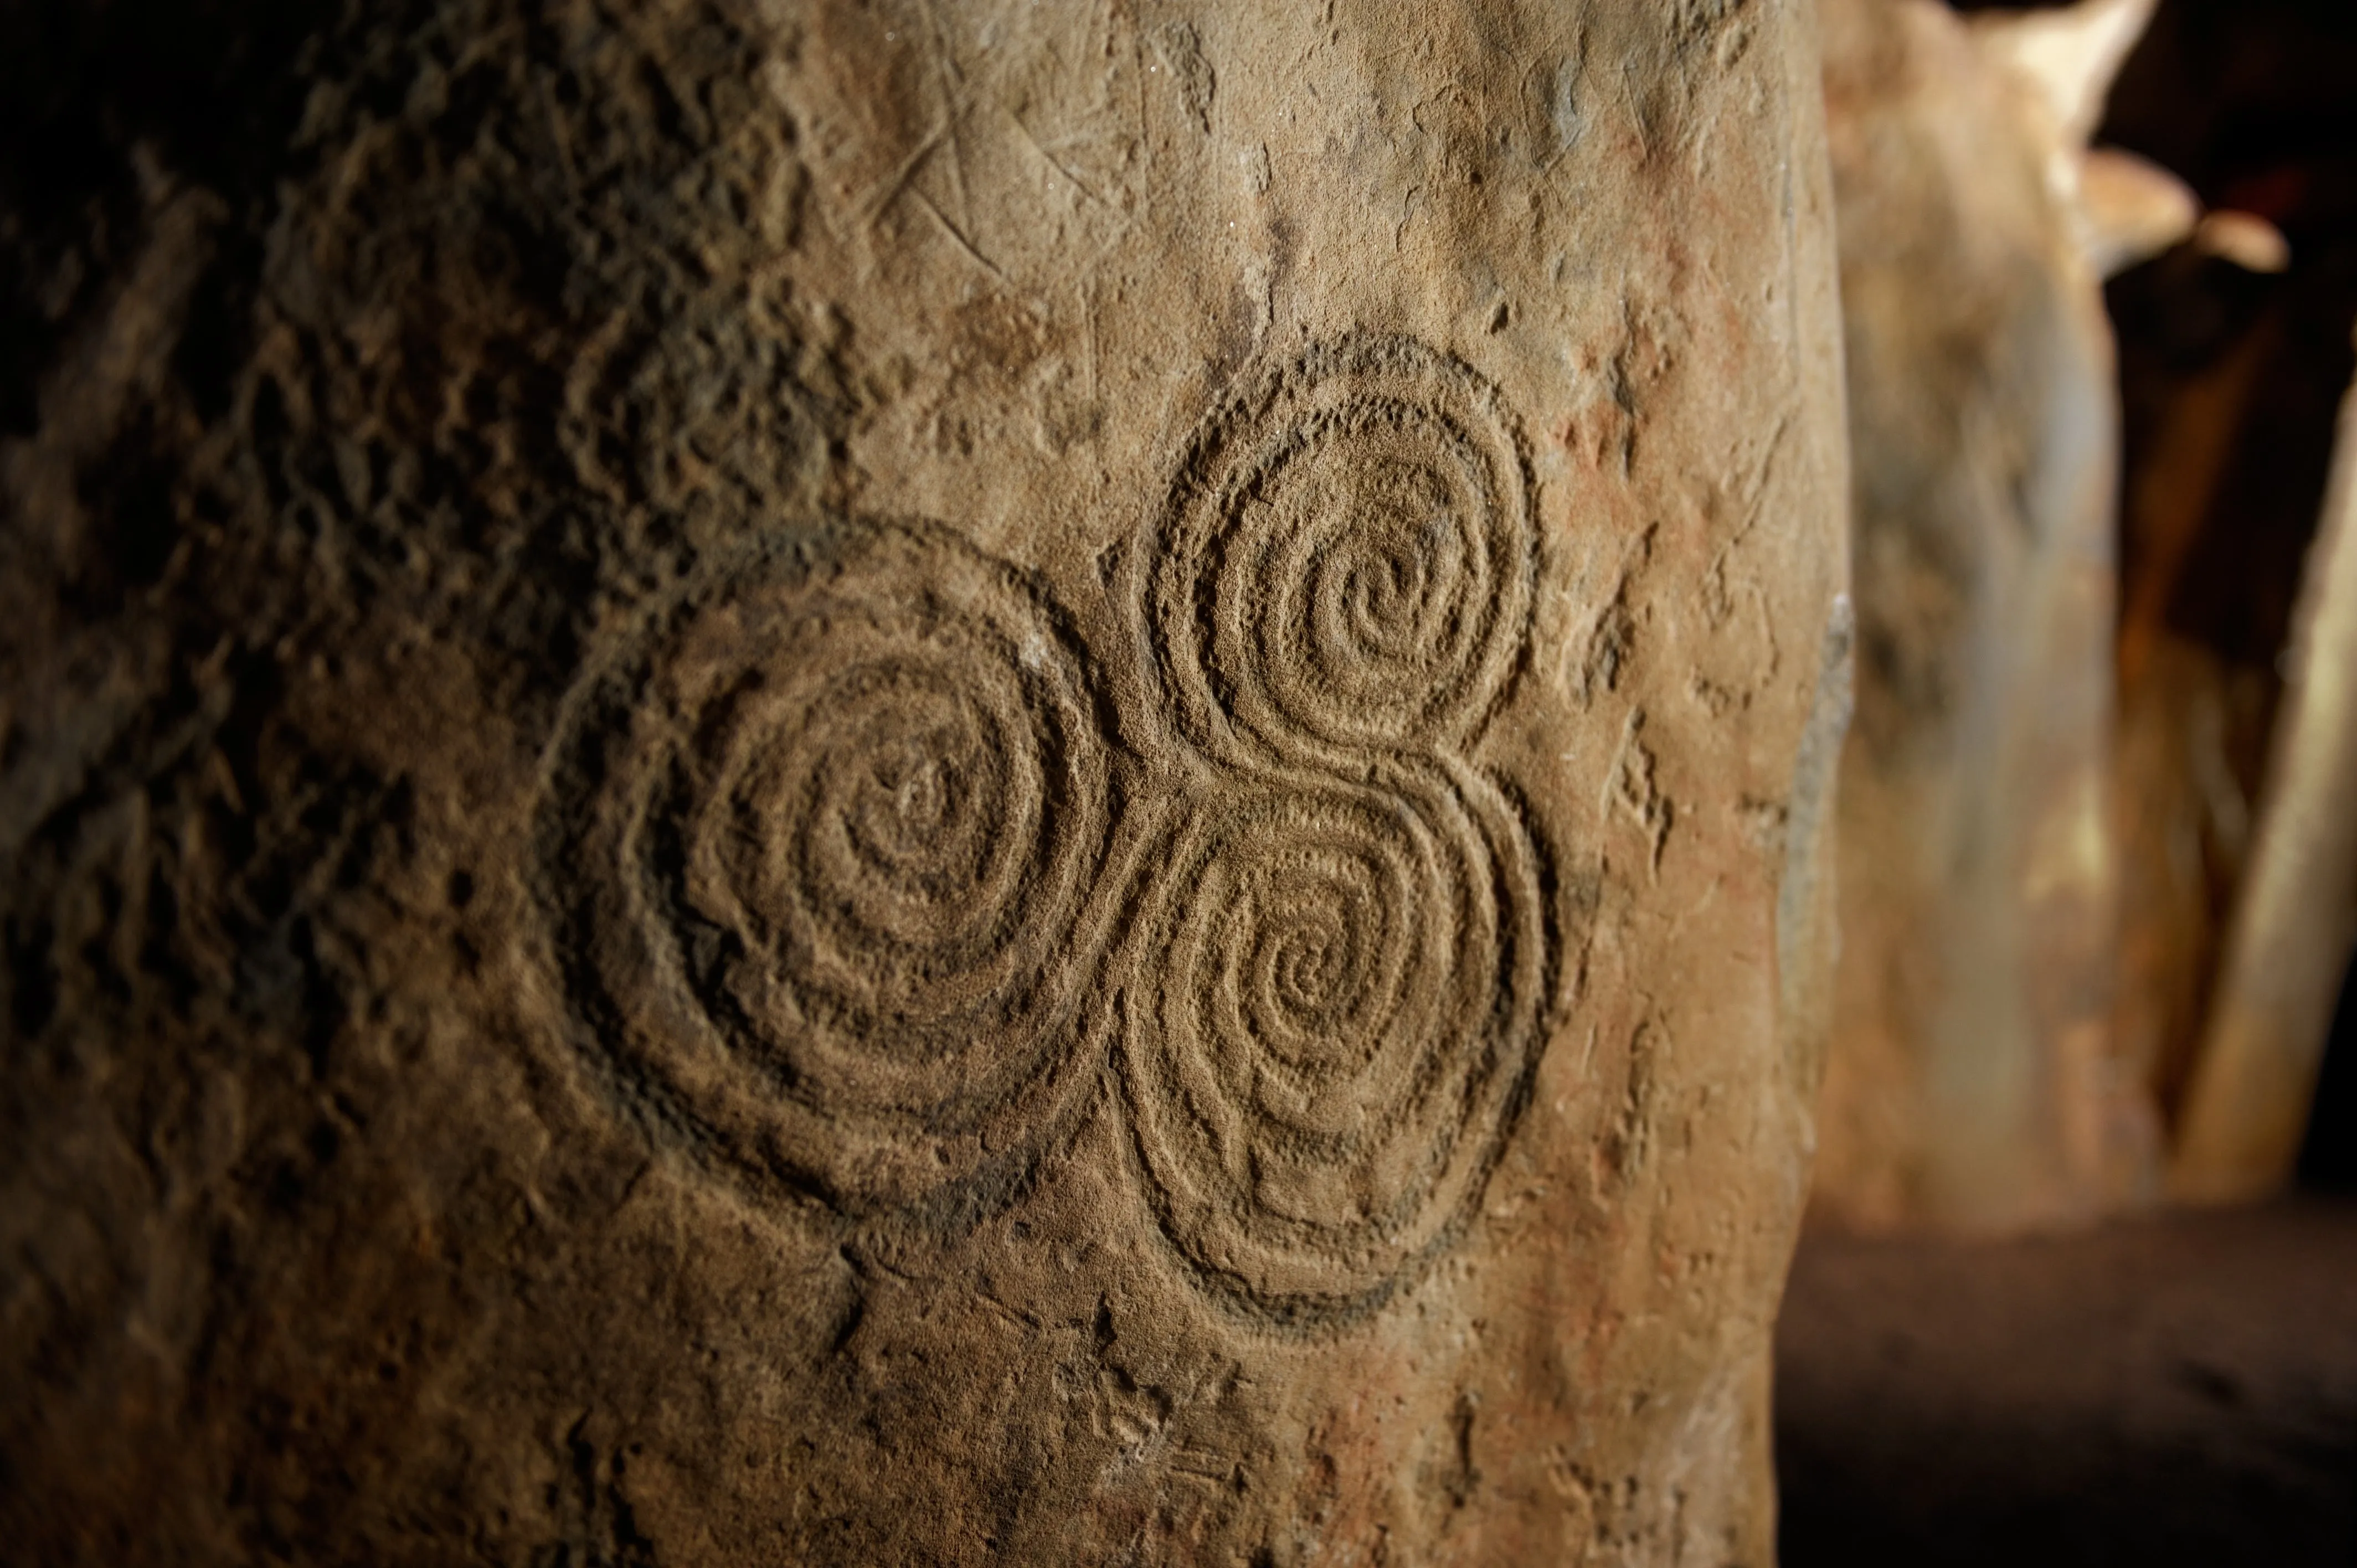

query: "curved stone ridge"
left=1144, top=333, right=1538, bottom=774
left=1118, top=761, right=1550, bottom=1327
left=532, top=337, right=1556, bottom=1328
left=536, top=520, right=1118, bottom=1221
left=1120, top=335, right=1554, bottom=1328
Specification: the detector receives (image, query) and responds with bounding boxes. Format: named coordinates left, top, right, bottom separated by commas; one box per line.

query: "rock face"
left=1812, top=0, right=2155, bottom=1232
left=0, top=2, right=1846, bottom=1562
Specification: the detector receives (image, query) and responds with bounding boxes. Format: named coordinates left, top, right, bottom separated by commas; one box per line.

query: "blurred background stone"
left=2098, top=0, right=2357, bottom=1197
left=1813, top=0, right=2168, bottom=1233
left=1783, top=2, right=2357, bottom=1560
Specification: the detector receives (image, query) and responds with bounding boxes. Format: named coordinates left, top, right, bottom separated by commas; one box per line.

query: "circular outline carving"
left=1141, top=333, right=1539, bottom=776
left=533, top=519, right=1120, bottom=1224
left=1115, top=758, right=1552, bottom=1329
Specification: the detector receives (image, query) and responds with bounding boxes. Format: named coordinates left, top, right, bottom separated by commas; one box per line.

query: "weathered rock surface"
left=0, top=2, right=1847, bottom=1561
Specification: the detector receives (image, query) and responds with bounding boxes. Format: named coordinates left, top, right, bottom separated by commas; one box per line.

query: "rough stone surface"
left=1812, top=0, right=2150, bottom=1232
left=0, top=2, right=1847, bottom=1561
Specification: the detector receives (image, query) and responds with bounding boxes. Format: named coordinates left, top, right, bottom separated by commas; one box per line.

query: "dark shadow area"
left=2301, top=958, right=2357, bottom=1192
left=1777, top=1202, right=2357, bottom=1567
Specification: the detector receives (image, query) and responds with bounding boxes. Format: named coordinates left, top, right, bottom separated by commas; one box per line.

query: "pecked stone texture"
left=0, top=2, right=1847, bottom=1563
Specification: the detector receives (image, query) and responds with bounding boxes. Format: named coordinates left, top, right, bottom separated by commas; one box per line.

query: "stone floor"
left=1776, top=1195, right=2357, bottom=1567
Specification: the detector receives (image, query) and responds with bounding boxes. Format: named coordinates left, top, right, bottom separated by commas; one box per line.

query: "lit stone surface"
left=0, top=3, right=1846, bottom=1559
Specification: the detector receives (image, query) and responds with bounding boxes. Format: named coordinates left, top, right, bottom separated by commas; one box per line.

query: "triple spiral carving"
left=534, top=336, right=1555, bottom=1328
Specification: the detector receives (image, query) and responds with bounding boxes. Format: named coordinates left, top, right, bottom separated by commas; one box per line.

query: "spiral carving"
left=1144, top=334, right=1537, bottom=773
left=535, top=521, right=1118, bottom=1220
left=531, top=335, right=1560, bottom=1329
left=1118, top=762, right=1550, bottom=1326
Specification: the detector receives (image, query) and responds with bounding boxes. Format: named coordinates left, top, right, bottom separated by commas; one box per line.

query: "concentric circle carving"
left=1144, top=334, right=1537, bottom=773
left=1116, top=761, right=1550, bottom=1327
left=535, top=520, right=1117, bottom=1219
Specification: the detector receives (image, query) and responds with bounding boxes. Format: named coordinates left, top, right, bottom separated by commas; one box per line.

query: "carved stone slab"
left=0, top=1, right=1847, bottom=1561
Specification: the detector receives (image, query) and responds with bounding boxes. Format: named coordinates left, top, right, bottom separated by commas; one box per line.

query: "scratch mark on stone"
left=1605, top=708, right=1675, bottom=878
left=855, top=119, right=951, bottom=230
left=1005, top=105, right=1118, bottom=213
left=912, top=187, right=1011, bottom=284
